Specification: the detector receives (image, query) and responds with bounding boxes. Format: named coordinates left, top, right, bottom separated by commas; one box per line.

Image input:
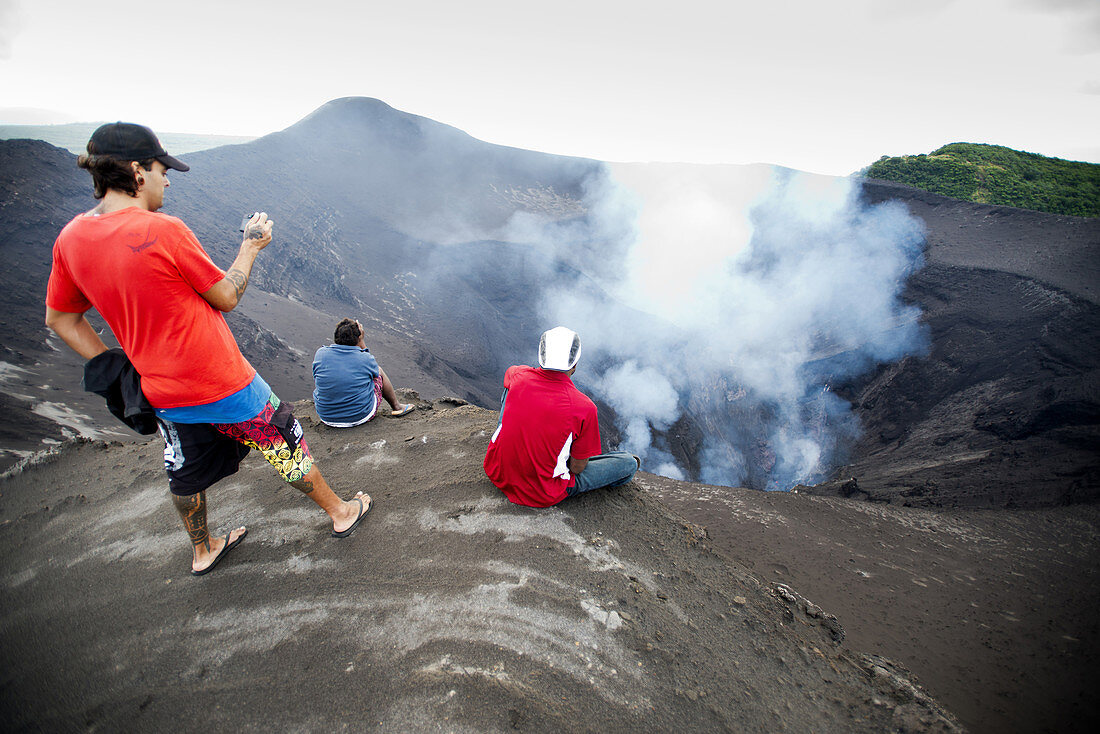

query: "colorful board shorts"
left=371, top=373, right=384, bottom=417
left=159, top=393, right=314, bottom=496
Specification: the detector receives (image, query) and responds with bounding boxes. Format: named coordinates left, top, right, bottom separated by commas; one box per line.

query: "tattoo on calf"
left=173, top=492, right=210, bottom=551
left=226, top=267, right=249, bottom=300
left=292, top=476, right=316, bottom=495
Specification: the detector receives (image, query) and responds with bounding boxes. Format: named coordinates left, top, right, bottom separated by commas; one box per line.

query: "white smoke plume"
left=505, top=162, right=927, bottom=490
left=593, top=360, right=679, bottom=459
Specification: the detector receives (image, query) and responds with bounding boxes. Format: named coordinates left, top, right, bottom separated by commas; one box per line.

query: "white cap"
left=538, top=327, right=582, bottom=371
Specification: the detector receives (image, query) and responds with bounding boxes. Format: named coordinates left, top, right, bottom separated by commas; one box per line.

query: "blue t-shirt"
left=155, top=372, right=270, bottom=424
left=312, top=344, right=380, bottom=425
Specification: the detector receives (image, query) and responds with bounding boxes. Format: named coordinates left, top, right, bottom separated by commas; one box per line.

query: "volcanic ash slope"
left=0, top=397, right=960, bottom=732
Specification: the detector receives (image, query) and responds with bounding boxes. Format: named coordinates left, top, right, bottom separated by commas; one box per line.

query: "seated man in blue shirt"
left=312, top=318, right=413, bottom=427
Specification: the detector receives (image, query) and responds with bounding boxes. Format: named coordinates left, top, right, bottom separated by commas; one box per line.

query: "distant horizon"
left=0, top=118, right=259, bottom=137
left=0, top=120, right=257, bottom=156
left=3, top=100, right=1098, bottom=174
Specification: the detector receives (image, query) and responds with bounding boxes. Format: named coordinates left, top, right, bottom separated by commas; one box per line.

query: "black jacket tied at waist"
left=82, top=348, right=157, bottom=435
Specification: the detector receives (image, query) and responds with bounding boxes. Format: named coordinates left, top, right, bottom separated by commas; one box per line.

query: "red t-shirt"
left=483, top=365, right=602, bottom=507
left=46, top=207, right=255, bottom=408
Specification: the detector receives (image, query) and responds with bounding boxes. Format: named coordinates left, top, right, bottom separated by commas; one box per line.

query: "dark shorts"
left=159, top=393, right=314, bottom=496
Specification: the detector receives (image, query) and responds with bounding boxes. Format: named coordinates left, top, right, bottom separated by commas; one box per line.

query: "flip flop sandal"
left=192, top=529, right=247, bottom=576
left=332, top=495, right=372, bottom=538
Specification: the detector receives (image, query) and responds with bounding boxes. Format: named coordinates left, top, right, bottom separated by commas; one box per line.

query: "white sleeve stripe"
left=553, top=433, right=573, bottom=481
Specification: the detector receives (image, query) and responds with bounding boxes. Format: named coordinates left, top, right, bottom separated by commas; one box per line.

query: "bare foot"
left=332, top=491, right=372, bottom=536
left=191, top=526, right=247, bottom=576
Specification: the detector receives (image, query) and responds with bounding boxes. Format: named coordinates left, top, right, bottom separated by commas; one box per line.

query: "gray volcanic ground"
left=0, top=397, right=964, bottom=733
left=1, top=98, right=1098, bottom=731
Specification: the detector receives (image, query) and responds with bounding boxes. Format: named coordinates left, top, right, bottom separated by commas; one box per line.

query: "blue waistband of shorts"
left=156, top=373, right=271, bottom=424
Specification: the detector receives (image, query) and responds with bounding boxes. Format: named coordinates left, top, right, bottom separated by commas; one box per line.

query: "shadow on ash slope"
left=0, top=345, right=130, bottom=471
left=0, top=399, right=960, bottom=731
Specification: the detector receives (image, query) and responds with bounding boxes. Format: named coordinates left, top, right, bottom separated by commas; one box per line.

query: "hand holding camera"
left=239, top=211, right=274, bottom=248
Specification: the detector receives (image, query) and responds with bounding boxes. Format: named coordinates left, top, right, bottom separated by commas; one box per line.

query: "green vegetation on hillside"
left=866, top=143, right=1099, bottom=217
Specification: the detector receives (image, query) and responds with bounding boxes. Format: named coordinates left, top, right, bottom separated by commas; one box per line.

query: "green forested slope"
left=866, top=143, right=1099, bottom=217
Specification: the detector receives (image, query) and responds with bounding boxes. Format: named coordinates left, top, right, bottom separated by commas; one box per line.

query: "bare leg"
left=172, top=491, right=246, bottom=574
left=291, top=464, right=370, bottom=534
left=378, top=367, right=407, bottom=412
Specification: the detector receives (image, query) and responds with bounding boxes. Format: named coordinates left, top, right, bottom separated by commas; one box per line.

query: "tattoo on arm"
left=172, top=492, right=211, bottom=551
left=226, top=267, right=249, bottom=301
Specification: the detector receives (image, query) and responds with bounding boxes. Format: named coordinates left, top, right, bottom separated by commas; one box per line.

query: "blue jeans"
left=567, top=451, right=638, bottom=496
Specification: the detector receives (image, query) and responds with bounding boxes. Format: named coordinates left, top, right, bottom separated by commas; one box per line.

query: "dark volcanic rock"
left=811, top=181, right=1100, bottom=508
left=0, top=139, right=94, bottom=361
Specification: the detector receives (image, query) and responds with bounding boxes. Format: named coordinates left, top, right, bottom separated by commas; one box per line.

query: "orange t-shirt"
left=46, top=207, right=255, bottom=408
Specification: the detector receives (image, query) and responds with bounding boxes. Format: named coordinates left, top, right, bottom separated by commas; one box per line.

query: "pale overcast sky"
left=1, top=0, right=1097, bottom=175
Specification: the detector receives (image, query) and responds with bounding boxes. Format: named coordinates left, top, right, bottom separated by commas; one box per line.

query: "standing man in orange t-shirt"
left=45, top=122, right=372, bottom=576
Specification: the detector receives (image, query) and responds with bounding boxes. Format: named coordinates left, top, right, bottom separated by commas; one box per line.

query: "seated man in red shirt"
left=483, top=327, right=639, bottom=507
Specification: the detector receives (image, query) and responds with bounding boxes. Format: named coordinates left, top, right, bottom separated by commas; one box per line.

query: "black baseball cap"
left=87, top=122, right=190, bottom=172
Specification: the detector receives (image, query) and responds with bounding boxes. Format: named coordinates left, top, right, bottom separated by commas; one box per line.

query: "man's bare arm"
left=567, top=455, right=589, bottom=475
left=45, top=307, right=110, bottom=360
left=200, top=213, right=273, bottom=312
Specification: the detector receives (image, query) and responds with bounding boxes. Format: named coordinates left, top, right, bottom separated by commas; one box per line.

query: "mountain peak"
left=305, top=96, right=401, bottom=121
left=282, top=96, right=467, bottom=149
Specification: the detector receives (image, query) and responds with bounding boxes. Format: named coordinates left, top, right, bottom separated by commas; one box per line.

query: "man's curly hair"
left=77, top=152, right=155, bottom=199
left=333, top=318, right=362, bottom=346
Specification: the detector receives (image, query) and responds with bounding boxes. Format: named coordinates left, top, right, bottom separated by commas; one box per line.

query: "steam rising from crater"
left=503, top=163, right=927, bottom=490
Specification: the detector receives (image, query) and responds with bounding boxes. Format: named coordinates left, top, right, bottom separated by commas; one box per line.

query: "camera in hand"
left=239, top=213, right=259, bottom=233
